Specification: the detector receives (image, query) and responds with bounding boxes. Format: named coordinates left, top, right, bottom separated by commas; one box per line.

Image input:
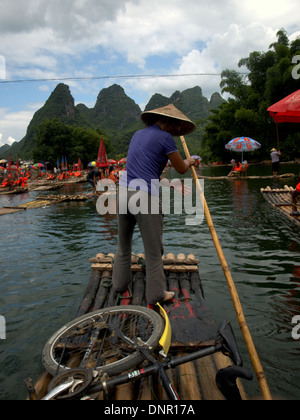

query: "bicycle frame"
left=87, top=341, right=224, bottom=400
left=40, top=306, right=253, bottom=401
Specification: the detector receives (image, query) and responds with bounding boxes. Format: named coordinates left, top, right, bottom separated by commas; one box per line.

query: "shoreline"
left=0, top=174, right=88, bottom=195
left=199, top=160, right=300, bottom=167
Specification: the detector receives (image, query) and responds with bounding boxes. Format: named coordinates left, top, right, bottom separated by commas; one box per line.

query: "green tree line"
left=32, top=119, right=114, bottom=167
left=199, top=29, right=300, bottom=163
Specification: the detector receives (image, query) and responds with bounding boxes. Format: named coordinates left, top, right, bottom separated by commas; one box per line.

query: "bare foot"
left=163, top=291, right=175, bottom=301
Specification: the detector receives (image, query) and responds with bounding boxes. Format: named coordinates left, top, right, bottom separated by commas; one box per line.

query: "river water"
left=0, top=164, right=299, bottom=400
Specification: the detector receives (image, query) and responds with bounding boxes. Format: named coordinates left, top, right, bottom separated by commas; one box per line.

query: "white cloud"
left=1, top=0, right=298, bottom=76
left=235, top=0, right=300, bottom=28
left=0, top=0, right=129, bottom=35
left=124, top=22, right=278, bottom=101
left=0, top=132, right=15, bottom=147
left=7, top=136, right=16, bottom=146
left=97, top=1, right=241, bottom=68
left=0, top=104, right=42, bottom=146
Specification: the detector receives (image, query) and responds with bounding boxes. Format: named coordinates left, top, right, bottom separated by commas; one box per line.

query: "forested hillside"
left=200, top=29, right=300, bottom=162
left=2, top=84, right=223, bottom=162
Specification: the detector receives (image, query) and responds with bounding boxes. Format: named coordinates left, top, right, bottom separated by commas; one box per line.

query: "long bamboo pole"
left=180, top=135, right=272, bottom=400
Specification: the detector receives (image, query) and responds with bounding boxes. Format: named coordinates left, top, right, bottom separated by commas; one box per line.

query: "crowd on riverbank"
left=0, top=161, right=125, bottom=194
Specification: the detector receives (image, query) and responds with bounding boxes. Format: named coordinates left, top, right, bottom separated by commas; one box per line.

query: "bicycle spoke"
left=43, top=306, right=164, bottom=377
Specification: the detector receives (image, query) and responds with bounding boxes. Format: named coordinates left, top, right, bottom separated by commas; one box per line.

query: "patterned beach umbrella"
left=225, top=137, right=261, bottom=161
left=191, top=155, right=202, bottom=161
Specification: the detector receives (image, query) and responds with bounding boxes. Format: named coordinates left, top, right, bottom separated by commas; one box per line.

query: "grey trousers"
left=112, top=189, right=166, bottom=305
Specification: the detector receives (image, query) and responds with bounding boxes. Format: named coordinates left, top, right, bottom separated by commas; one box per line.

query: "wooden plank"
left=89, top=254, right=200, bottom=265
left=3, top=205, right=27, bottom=210
left=91, top=263, right=199, bottom=272
left=177, top=358, right=202, bottom=400
left=90, top=252, right=200, bottom=273
left=137, top=377, right=156, bottom=400
left=0, top=207, right=25, bottom=215
left=114, top=382, right=134, bottom=400
left=195, top=355, right=226, bottom=400
left=75, top=270, right=101, bottom=317
left=92, top=271, right=112, bottom=310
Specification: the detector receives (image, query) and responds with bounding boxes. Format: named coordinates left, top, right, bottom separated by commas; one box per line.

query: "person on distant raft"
left=291, top=177, right=300, bottom=216
left=87, top=166, right=104, bottom=195
left=228, top=159, right=242, bottom=177
left=270, top=148, right=281, bottom=177
left=112, top=104, right=196, bottom=306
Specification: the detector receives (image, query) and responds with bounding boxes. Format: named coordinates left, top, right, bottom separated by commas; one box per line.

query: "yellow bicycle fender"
left=156, top=303, right=172, bottom=356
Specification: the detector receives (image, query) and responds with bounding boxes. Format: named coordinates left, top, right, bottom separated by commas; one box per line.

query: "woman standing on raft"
left=112, top=104, right=196, bottom=306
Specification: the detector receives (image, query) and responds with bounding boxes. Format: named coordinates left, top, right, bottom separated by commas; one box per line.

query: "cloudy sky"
left=0, top=0, right=299, bottom=148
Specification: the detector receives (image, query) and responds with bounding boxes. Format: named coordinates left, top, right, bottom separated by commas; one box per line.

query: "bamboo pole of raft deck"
left=180, top=135, right=272, bottom=401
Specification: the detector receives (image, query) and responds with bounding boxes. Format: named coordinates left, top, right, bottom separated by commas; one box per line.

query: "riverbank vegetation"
left=32, top=119, right=114, bottom=168
left=199, top=29, right=300, bottom=164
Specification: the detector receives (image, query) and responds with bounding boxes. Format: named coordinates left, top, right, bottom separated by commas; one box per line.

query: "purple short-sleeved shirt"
left=120, top=124, right=178, bottom=195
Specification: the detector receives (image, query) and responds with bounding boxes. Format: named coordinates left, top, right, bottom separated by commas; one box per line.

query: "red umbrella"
left=267, top=90, right=300, bottom=148
left=268, top=90, right=300, bottom=123
left=96, top=138, right=109, bottom=168
left=118, top=157, right=127, bottom=164
left=108, top=159, right=117, bottom=165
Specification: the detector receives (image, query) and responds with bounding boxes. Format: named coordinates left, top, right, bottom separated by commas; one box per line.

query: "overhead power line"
left=0, top=72, right=249, bottom=84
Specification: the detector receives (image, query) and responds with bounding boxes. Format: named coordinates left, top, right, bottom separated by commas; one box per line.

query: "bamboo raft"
left=0, top=187, right=29, bottom=196
left=0, top=175, right=87, bottom=196
left=261, top=186, right=300, bottom=226
left=198, top=173, right=295, bottom=181
left=0, top=193, right=92, bottom=216
left=28, top=253, right=247, bottom=401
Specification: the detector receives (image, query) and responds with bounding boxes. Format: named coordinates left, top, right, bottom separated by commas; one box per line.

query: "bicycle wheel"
left=42, top=305, right=164, bottom=377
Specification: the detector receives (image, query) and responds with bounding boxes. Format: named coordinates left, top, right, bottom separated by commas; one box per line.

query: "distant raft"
left=261, top=185, right=300, bottom=226
left=0, top=193, right=92, bottom=216
left=198, top=173, right=295, bottom=181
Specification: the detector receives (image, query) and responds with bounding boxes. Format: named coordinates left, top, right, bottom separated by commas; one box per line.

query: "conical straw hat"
left=141, top=104, right=196, bottom=136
